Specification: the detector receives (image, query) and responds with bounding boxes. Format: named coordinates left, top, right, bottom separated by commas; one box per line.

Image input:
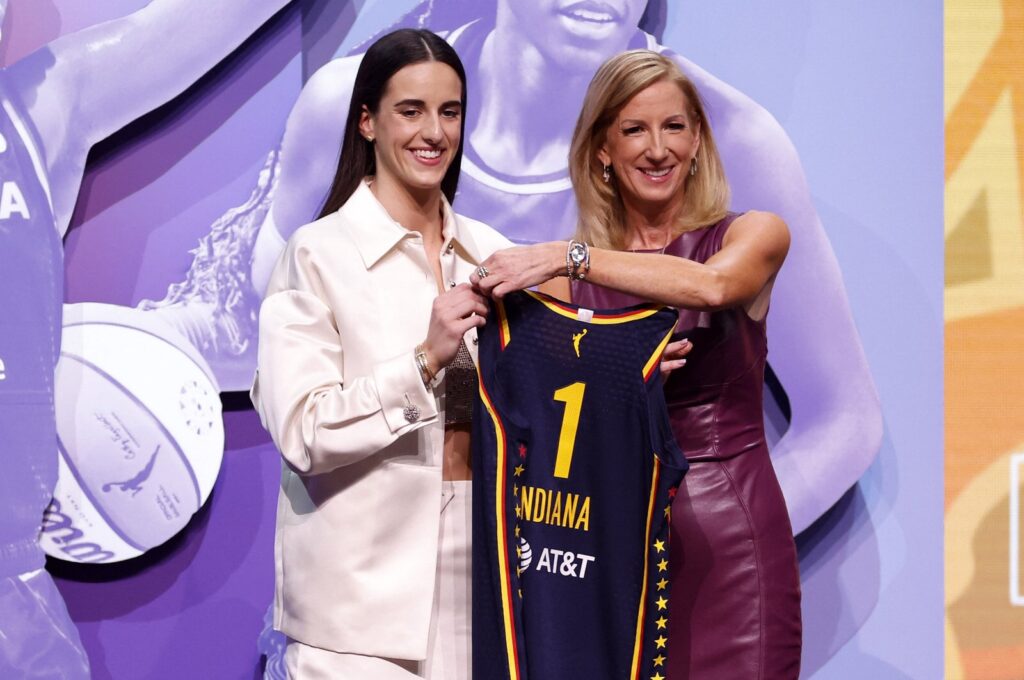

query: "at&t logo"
left=520, top=537, right=596, bottom=580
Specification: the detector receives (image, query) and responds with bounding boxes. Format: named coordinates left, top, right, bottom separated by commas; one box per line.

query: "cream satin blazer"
left=252, top=181, right=510, bottom=659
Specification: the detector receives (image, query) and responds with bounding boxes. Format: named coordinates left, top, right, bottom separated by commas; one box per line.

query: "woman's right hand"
left=470, top=242, right=567, bottom=298
left=420, top=283, right=489, bottom=374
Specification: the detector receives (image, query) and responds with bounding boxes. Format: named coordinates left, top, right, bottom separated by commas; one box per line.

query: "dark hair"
left=318, top=29, right=468, bottom=218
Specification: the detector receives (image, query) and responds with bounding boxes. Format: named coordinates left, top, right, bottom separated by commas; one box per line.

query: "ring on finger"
left=476, top=266, right=490, bottom=279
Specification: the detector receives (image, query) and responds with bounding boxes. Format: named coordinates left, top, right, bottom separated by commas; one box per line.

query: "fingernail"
left=680, top=359, right=686, bottom=366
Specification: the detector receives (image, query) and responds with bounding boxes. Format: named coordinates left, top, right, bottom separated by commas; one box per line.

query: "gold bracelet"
left=414, top=344, right=435, bottom=385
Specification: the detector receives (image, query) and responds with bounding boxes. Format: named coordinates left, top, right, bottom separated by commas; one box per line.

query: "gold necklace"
left=630, top=227, right=674, bottom=254
left=658, top=227, right=673, bottom=255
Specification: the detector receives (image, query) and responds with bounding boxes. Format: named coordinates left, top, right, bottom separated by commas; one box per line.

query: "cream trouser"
left=285, top=480, right=472, bottom=679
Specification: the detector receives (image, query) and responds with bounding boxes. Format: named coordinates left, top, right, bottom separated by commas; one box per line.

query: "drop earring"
left=602, top=165, right=611, bottom=183
left=689, top=158, right=697, bottom=176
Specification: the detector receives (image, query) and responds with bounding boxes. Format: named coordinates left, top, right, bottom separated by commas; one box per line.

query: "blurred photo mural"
left=0, top=1, right=940, bottom=678
left=946, top=1, right=1024, bottom=678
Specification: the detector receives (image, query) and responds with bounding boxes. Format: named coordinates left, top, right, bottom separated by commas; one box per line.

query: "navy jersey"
left=473, top=291, right=688, bottom=680
left=0, top=74, right=63, bottom=575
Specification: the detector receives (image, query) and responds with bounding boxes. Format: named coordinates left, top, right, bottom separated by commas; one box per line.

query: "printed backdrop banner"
left=945, top=0, right=1024, bottom=678
left=0, top=1, right=941, bottom=678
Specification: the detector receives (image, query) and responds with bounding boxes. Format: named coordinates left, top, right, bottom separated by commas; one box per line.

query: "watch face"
left=569, top=244, right=586, bottom=265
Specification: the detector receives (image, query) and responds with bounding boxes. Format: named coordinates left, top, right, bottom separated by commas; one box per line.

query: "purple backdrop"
left=0, top=0, right=941, bottom=677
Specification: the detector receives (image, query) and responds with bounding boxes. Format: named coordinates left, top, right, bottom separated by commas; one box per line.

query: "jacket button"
left=448, top=280, right=456, bottom=288
left=447, top=242, right=454, bottom=251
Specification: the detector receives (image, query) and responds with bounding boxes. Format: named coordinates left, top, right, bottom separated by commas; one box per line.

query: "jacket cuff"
left=373, top=350, right=439, bottom=433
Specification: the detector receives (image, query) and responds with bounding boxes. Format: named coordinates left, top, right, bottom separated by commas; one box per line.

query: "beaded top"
left=445, top=338, right=476, bottom=424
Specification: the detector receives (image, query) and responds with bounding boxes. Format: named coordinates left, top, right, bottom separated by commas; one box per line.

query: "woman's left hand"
left=470, top=242, right=566, bottom=298
left=661, top=338, right=692, bottom=377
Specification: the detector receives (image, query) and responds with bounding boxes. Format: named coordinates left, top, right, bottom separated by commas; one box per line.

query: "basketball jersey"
left=0, top=74, right=64, bottom=575
left=473, top=291, right=688, bottom=680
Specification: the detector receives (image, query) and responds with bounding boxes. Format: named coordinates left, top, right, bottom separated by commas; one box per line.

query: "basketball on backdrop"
left=40, top=303, right=225, bottom=563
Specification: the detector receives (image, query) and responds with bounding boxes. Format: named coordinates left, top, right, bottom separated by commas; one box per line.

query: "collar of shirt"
left=342, top=180, right=486, bottom=269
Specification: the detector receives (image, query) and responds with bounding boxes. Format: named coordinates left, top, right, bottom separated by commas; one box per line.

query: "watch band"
left=566, top=240, right=591, bottom=281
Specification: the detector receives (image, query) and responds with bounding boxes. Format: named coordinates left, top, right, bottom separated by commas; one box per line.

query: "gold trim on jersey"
left=497, top=298, right=512, bottom=349
left=477, top=366, right=522, bottom=680
left=643, top=327, right=676, bottom=382
left=630, top=457, right=662, bottom=679
left=525, top=290, right=662, bottom=324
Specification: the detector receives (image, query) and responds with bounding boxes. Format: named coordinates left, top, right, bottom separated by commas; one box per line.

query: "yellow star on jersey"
left=516, top=546, right=522, bottom=557
left=515, top=504, right=523, bottom=519
left=656, top=578, right=668, bottom=591
left=653, top=654, right=666, bottom=668
left=657, top=558, right=668, bottom=572
left=515, top=525, right=521, bottom=537
left=654, top=635, right=667, bottom=649
left=514, top=483, right=519, bottom=496
left=656, top=596, right=668, bottom=610
left=514, top=464, right=524, bottom=477
left=651, top=673, right=665, bottom=680
left=653, top=539, right=665, bottom=553
left=655, top=616, right=668, bottom=630
left=664, top=505, right=671, bottom=518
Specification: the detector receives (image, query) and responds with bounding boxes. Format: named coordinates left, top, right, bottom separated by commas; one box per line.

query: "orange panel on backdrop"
left=946, top=1, right=1024, bottom=677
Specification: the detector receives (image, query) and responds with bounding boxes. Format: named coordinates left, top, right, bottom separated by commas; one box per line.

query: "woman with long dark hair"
left=252, top=28, right=509, bottom=679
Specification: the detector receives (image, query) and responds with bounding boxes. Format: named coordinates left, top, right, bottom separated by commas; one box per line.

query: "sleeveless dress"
left=572, top=214, right=802, bottom=680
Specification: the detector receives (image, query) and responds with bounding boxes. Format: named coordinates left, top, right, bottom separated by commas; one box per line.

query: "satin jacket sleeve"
left=252, top=226, right=437, bottom=476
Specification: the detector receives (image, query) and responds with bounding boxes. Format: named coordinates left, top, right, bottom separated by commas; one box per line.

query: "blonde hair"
left=569, top=50, right=730, bottom=250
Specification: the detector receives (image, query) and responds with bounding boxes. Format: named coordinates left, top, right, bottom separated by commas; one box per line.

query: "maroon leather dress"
left=572, top=215, right=802, bottom=679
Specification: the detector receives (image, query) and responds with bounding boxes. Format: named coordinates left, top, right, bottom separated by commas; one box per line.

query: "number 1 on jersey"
left=553, top=382, right=586, bottom=478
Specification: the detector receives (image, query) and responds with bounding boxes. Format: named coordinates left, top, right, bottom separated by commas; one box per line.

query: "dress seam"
left=717, top=458, right=766, bottom=679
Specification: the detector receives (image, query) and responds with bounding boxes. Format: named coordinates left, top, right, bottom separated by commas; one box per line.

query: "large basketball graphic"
left=40, top=303, right=224, bottom=563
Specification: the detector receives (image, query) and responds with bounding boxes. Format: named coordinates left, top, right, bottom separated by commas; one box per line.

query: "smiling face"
left=597, top=78, right=700, bottom=218
left=359, top=61, right=464, bottom=199
left=501, top=0, right=648, bottom=70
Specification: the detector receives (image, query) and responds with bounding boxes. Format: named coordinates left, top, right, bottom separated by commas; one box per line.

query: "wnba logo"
left=101, top=445, right=160, bottom=497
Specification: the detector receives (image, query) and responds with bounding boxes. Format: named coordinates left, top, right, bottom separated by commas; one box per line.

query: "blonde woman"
left=472, top=50, right=802, bottom=679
